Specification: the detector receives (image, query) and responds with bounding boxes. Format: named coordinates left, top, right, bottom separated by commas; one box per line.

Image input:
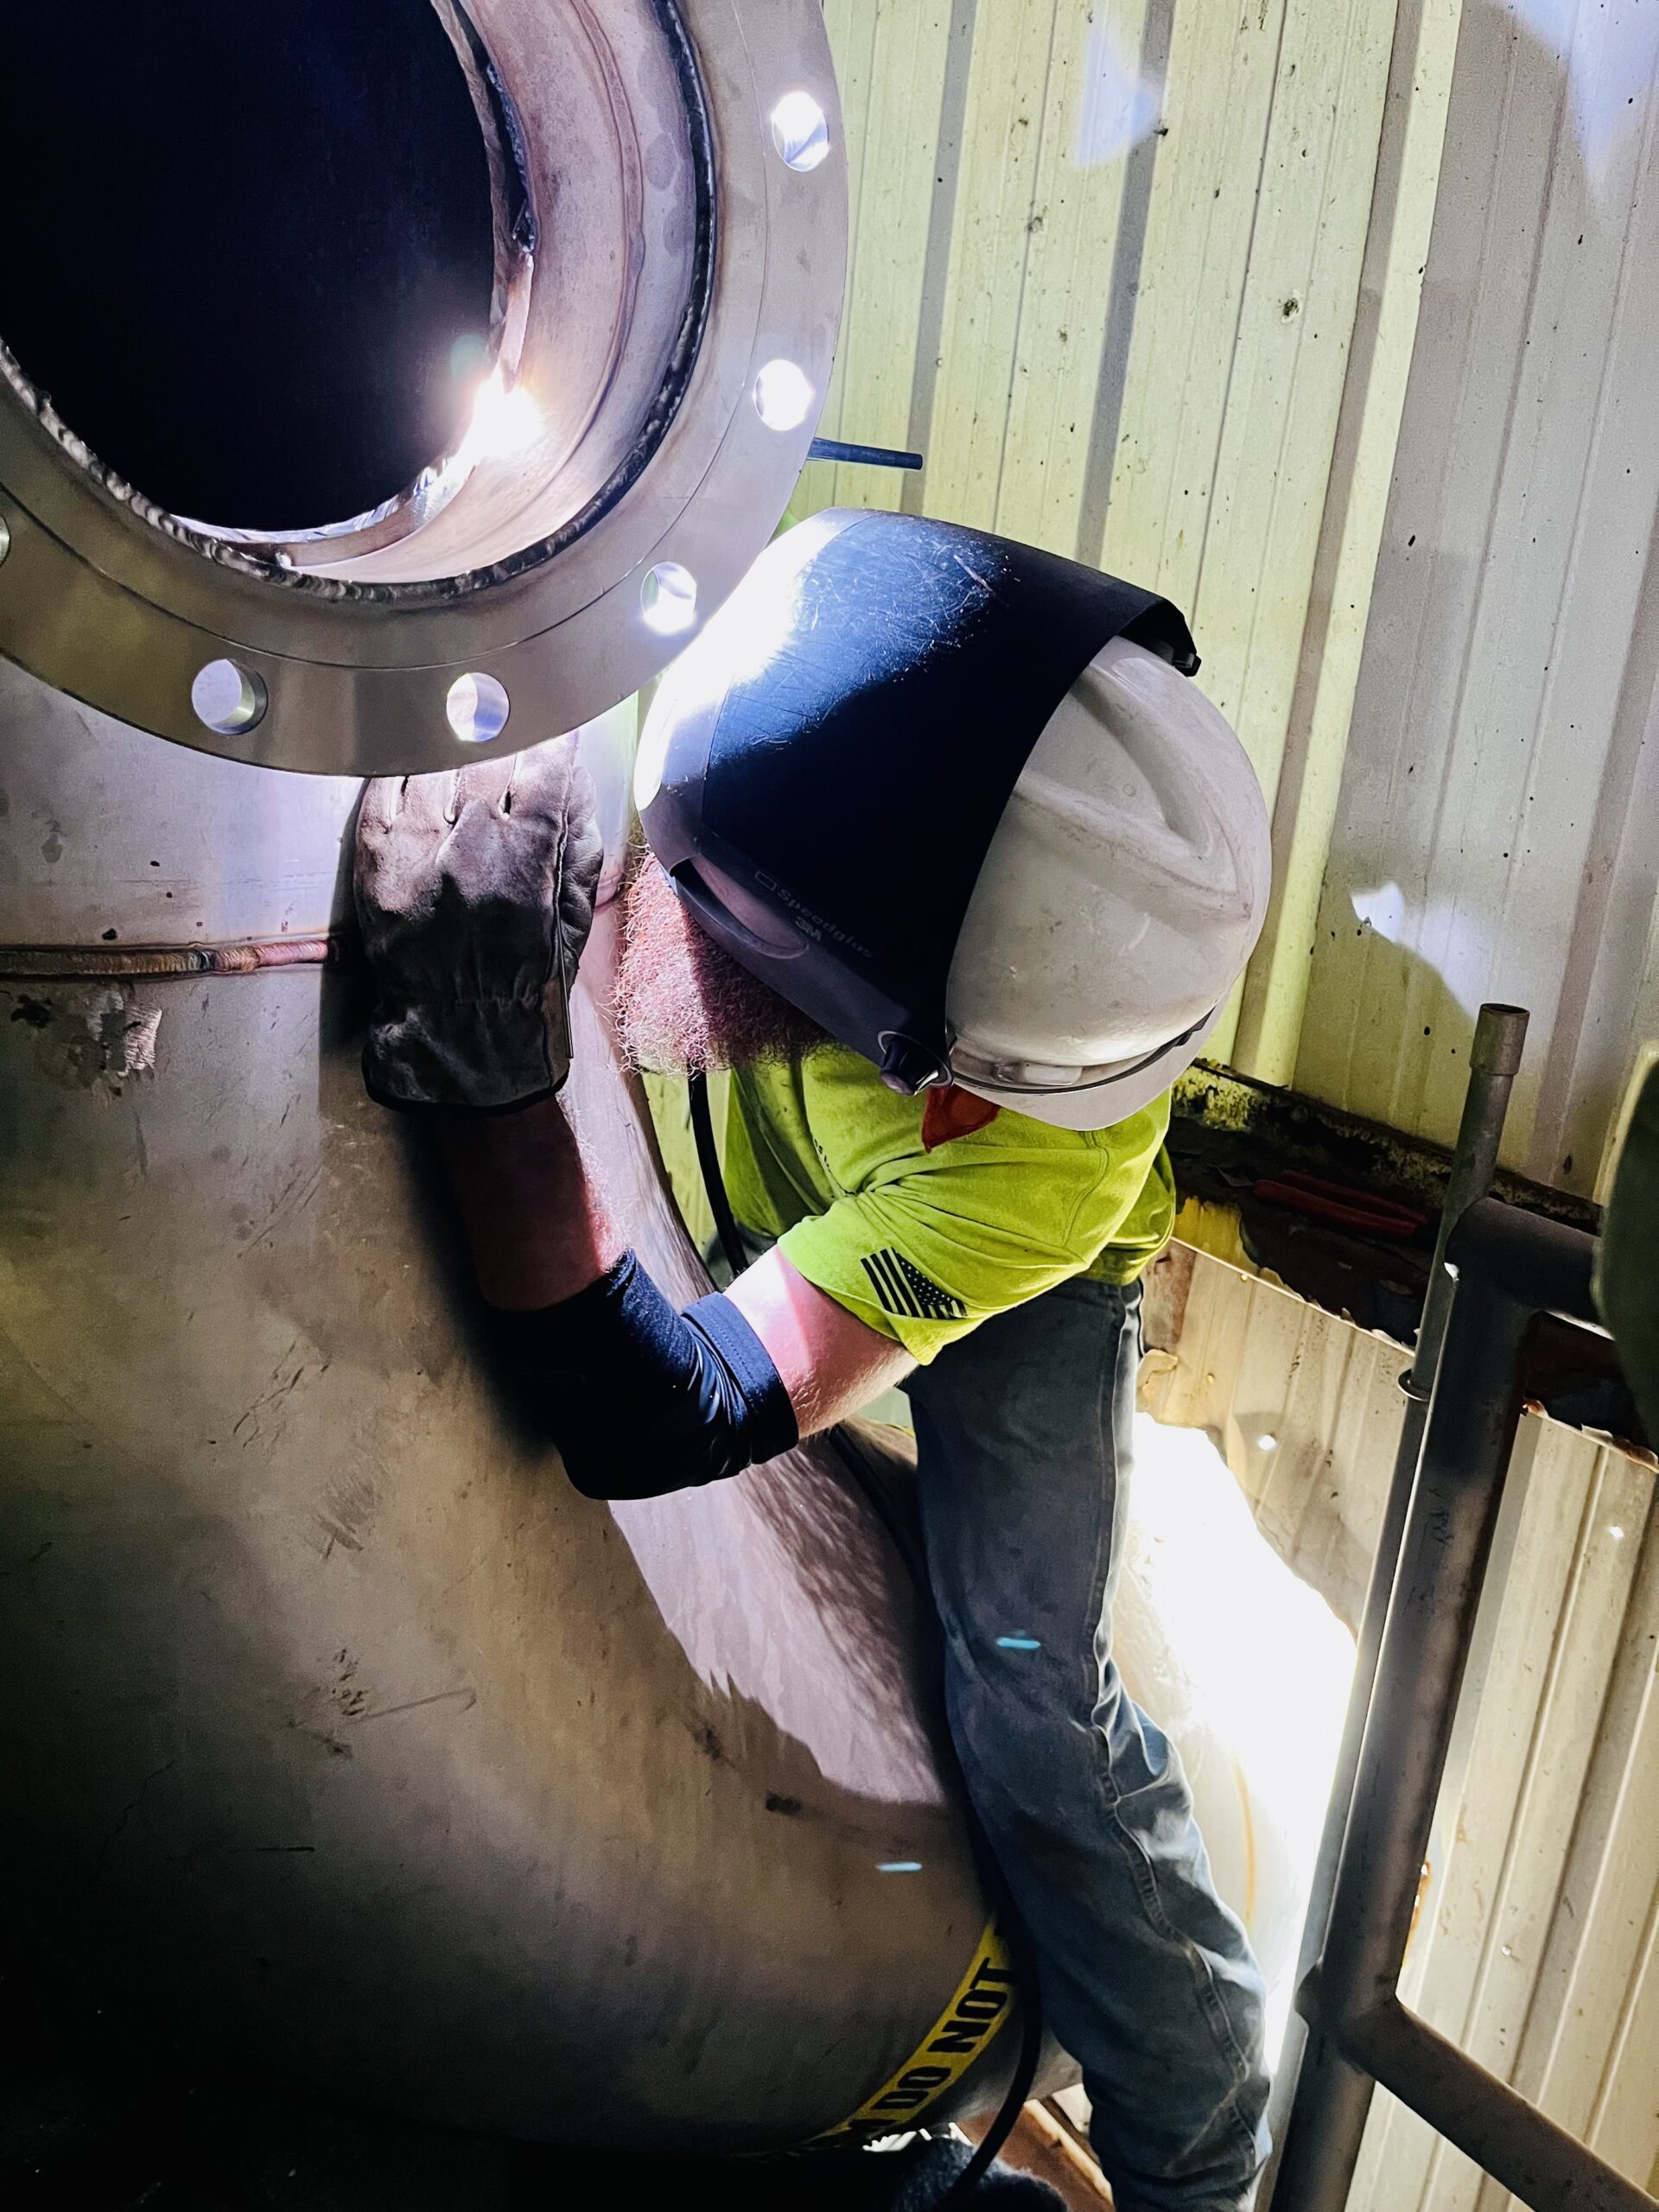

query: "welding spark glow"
left=451, top=370, right=543, bottom=474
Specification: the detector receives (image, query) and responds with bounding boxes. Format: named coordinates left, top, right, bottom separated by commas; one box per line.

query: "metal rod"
left=1274, top=1258, right=1534, bottom=2208
left=1268, top=1201, right=1645, bottom=2212
left=807, top=436, right=925, bottom=471
left=0, top=936, right=345, bottom=979
left=1406, top=1007, right=1532, bottom=1389
left=1262, top=1003, right=1529, bottom=2196
left=1316, top=1995, right=1656, bottom=2212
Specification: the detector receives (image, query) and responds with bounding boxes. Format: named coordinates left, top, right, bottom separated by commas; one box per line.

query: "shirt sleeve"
left=775, top=1123, right=1166, bottom=1363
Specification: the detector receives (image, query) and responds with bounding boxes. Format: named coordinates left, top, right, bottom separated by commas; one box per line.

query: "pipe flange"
left=0, top=0, right=845, bottom=777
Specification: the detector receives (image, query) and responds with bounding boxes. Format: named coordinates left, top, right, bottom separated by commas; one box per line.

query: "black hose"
left=684, top=1076, right=1047, bottom=2206
left=688, top=1072, right=749, bottom=1287
left=937, top=1996, right=1045, bottom=2207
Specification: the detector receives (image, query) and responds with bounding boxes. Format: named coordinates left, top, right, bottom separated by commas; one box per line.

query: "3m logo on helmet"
left=753, top=871, right=874, bottom=959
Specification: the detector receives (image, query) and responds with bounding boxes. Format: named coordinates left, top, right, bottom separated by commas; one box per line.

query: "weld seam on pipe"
left=0, top=937, right=349, bottom=980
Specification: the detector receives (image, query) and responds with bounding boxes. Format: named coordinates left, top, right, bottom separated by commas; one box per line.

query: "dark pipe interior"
left=0, top=3, right=498, bottom=532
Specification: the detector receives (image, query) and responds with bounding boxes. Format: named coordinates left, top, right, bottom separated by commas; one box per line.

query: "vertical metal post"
left=1268, top=1203, right=1631, bottom=2212
left=1273, top=1272, right=1531, bottom=2206
left=1262, top=1004, right=1528, bottom=2202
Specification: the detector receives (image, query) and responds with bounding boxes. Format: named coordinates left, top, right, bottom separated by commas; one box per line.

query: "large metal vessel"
left=0, top=0, right=1014, bottom=2151
left=0, top=666, right=1004, bottom=2148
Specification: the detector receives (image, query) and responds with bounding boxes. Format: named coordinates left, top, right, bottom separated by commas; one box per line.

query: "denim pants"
left=903, top=1274, right=1271, bottom=2212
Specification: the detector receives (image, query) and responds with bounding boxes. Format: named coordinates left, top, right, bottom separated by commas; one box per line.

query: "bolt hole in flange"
left=753, top=359, right=817, bottom=432
left=641, top=563, right=699, bottom=637
left=447, top=671, right=512, bottom=745
left=192, top=660, right=268, bottom=737
left=770, top=89, right=830, bottom=171
left=0, top=2, right=847, bottom=775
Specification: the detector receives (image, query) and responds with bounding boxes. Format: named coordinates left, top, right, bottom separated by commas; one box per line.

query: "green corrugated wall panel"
left=926, top=1, right=1080, bottom=531
left=1098, top=2, right=1291, bottom=611
left=798, top=1, right=959, bottom=518
left=989, top=3, right=1155, bottom=552
left=1182, top=0, right=1398, bottom=796
left=1233, top=0, right=1462, bottom=1086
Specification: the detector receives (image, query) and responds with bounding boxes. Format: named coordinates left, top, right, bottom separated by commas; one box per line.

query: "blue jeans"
left=903, top=1274, right=1270, bottom=2212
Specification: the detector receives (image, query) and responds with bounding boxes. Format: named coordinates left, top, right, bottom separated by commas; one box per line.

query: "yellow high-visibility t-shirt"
left=721, top=1045, right=1175, bottom=1364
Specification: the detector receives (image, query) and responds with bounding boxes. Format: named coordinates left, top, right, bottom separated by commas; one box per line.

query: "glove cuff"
left=363, top=994, right=567, bottom=1115
left=361, top=1064, right=561, bottom=1120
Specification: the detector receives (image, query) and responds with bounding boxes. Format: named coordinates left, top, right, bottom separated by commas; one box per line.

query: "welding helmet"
left=635, top=509, right=1270, bottom=1128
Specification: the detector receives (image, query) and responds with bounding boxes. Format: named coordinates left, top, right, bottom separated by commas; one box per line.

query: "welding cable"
left=685, top=1074, right=1046, bottom=2209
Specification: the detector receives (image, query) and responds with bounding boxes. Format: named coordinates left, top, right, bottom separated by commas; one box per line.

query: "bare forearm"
left=726, top=1248, right=913, bottom=1437
left=434, top=1104, right=907, bottom=1497
left=437, top=1096, right=621, bottom=1311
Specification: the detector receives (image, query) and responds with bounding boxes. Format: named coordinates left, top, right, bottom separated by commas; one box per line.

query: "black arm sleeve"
left=488, top=1251, right=799, bottom=1500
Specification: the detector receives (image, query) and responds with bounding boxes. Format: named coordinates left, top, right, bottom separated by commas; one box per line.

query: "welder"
left=353, top=511, right=1274, bottom=2212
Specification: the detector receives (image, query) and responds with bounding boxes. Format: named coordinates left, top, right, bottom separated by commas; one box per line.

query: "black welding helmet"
left=633, top=507, right=1229, bottom=1105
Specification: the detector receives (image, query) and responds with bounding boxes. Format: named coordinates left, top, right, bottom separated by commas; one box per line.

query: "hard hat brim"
left=953, top=1003, right=1223, bottom=1131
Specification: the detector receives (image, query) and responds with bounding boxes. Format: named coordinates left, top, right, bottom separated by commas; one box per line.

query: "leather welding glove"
left=353, top=737, right=603, bottom=1113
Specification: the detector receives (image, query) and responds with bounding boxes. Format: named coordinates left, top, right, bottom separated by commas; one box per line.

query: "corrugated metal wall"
left=1132, top=11, right=1659, bottom=2188
left=1144, top=1249, right=1659, bottom=2207
left=797, top=0, right=1460, bottom=1065
left=1357, top=1412, right=1659, bottom=2208
left=1141, top=1244, right=1408, bottom=1629
left=1264, top=0, right=1659, bottom=1199
left=802, top=0, right=1659, bottom=1202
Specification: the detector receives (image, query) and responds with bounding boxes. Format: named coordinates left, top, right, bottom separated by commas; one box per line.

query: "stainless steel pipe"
left=0, top=1, right=847, bottom=778
left=0, top=671, right=1016, bottom=2150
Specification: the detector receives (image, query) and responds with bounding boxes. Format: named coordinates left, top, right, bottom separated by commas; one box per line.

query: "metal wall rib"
left=1292, top=0, right=1659, bottom=1198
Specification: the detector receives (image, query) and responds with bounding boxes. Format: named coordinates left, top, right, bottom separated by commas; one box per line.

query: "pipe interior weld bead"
left=0, top=1, right=847, bottom=777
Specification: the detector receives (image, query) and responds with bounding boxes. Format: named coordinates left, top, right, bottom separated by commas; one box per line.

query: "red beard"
left=613, top=847, right=828, bottom=1077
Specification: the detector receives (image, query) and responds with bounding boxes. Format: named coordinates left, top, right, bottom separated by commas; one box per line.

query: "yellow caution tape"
left=813, top=1921, right=1018, bottom=2139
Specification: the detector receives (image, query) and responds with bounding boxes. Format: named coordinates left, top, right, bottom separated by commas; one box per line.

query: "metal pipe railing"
left=1267, top=1198, right=1656, bottom=2212
left=1318, top=1994, right=1652, bottom=2212
left=1262, top=1005, right=1529, bottom=2196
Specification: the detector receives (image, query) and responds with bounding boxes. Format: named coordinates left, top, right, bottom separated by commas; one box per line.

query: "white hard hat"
left=947, top=637, right=1272, bottom=1129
